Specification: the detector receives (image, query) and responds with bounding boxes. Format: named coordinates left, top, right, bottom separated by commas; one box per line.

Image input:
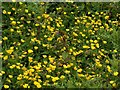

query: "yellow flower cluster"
left=2, top=2, right=119, bottom=89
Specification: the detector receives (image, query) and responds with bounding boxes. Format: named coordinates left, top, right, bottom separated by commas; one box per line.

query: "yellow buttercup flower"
left=105, top=59, right=109, bottom=64
left=64, top=12, right=66, bottom=15
left=43, top=55, right=47, bottom=58
left=77, top=68, right=82, bottom=73
left=37, top=16, right=41, bottom=19
left=3, top=37, right=8, bottom=40
left=46, top=75, right=51, bottom=78
left=35, top=23, right=40, bottom=26
left=60, top=75, right=65, bottom=79
left=11, top=21, right=16, bottom=25
left=25, top=9, right=29, bottom=13
left=113, top=72, right=118, bottom=76
left=0, top=73, right=2, bottom=76
left=110, top=81, right=114, bottom=84
left=105, top=16, right=109, bottom=20
left=49, top=57, right=55, bottom=63
left=73, top=32, right=78, bottom=37
left=8, top=75, right=13, bottom=78
left=91, top=45, right=96, bottom=50
left=34, top=46, right=38, bottom=50
left=78, top=74, right=84, bottom=77
left=43, top=61, right=48, bottom=64
left=28, top=57, right=33, bottom=62
left=83, top=45, right=90, bottom=49
left=8, top=12, right=11, bottom=15
left=52, top=77, right=59, bottom=82
left=64, top=70, right=70, bottom=74
left=3, top=55, right=8, bottom=60
left=10, top=28, right=14, bottom=32
left=103, top=41, right=107, bottom=44
left=23, top=84, right=29, bottom=88
left=12, top=8, right=16, bottom=10
left=112, top=83, right=117, bottom=88
left=6, top=49, right=13, bottom=54
left=113, top=50, right=117, bottom=53
left=28, top=49, right=33, bottom=53
left=21, top=39, right=25, bottom=43
left=47, top=37, right=53, bottom=41
left=3, top=10, right=7, bottom=14
left=96, top=43, right=99, bottom=48
left=34, top=81, right=41, bottom=88
left=56, top=23, right=60, bottom=27
left=4, top=85, right=9, bottom=89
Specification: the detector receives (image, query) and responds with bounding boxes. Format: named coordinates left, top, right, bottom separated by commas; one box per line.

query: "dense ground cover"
left=1, top=2, right=120, bottom=89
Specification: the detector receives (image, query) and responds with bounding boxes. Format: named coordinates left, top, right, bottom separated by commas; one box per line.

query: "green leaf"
left=62, top=51, right=68, bottom=59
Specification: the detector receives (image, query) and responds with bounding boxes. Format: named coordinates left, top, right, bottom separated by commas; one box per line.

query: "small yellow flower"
left=8, top=12, right=11, bottom=15
left=96, top=43, right=99, bottom=48
left=3, top=37, right=8, bottom=40
left=12, top=8, right=16, bottom=10
left=56, top=23, right=60, bottom=27
left=43, top=61, right=48, bottom=64
left=37, top=84, right=41, bottom=88
left=28, top=49, right=33, bottom=53
left=16, top=66, right=20, bottom=69
left=60, top=75, right=65, bottom=79
left=42, top=25, right=46, bottom=28
left=23, top=84, right=29, bottom=88
left=34, top=81, right=41, bottom=88
left=4, top=85, right=9, bottom=89
left=0, top=73, right=2, bottom=76
left=113, top=72, right=119, bottom=76
left=3, top=10, right=7, bottom=14
left=64, top=70, right=70, bottom=74
left=64, top=12, right=66, bottom=15
left=1, top=71, right=5, bottom=74
left=43, top=55, right=47, bottom=58
left=25, top=9, right=29, bottom=13
left=73, top=32, right=78, bottom=37
left=21, top=39, right=25, bottom=43
left=66, top=29, right=69, bottom=31
left=110, top=81, right=114, bottom=84
left=103, top=41, right=107, bottom=44
left=78, top=74, right=84, bottom=77
left=19, top=2, right=23, bottom=5
left=91, top=45, right=96, bottom=50
left=83, top=45, right=90, bottom=49
left=105, top=16, right=109, bottom=20
left=74, top=66, right=77, bottom=70
left=27, top=21, right=31, bottom=24
left=34, top=46, right=38, bottom=50
left=28, top=57, right=33, bottom=62
left=52, top=77, right=59, bottom=82
left=113, top=50, right=117, bottom=53
left=6, top=49, right=13, bottom=54
left=46, top=75, right=51, bottom=78
left=49, top=57, right=54, bottom=63
left=11, top=21, right=16, bottom=25
left=105, top=59, right=109, bottom=64
left=35, top=23, right=40, bottom=26
left=47, top=37, right=53, bottom=41
left=112, top=83, right=117, bottom=88
left=20, top=17, right=24, bottom=20
left=77, top=68, right=82, bottom=73
left=37, top=16, right=41, bottom=19
left=3, top=55, right=8, bottom=60
left=10, top=28, right=14, bottom=32
left=8, top=75, right=13, bottom=78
